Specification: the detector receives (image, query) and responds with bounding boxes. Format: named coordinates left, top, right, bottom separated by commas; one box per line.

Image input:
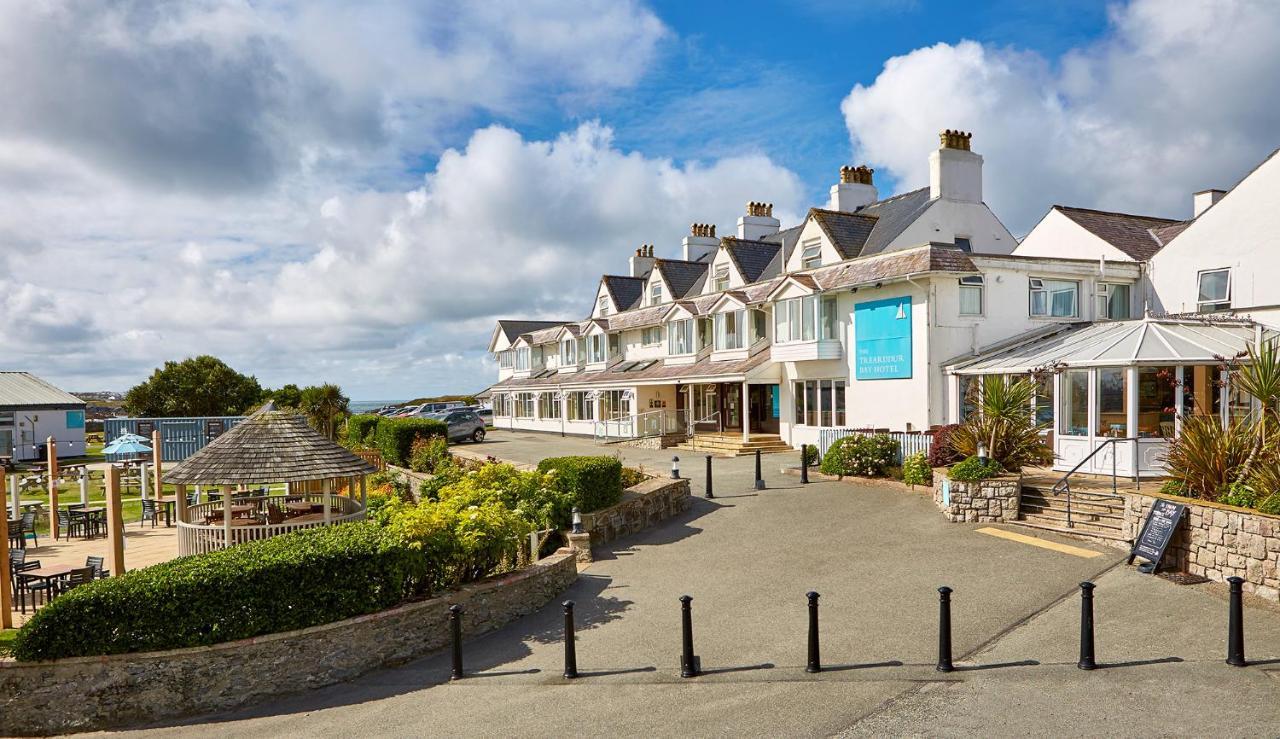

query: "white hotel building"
left=487, top=135, right=1280, bottom=475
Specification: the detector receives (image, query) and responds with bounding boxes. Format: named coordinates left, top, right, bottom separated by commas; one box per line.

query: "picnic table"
left=285, top=500, right=315, bottom=515
left=208, top=504, right=256, bottom=520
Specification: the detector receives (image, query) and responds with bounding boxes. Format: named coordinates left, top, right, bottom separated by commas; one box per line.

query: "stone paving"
left=62, top=430, right=1280, bottom=735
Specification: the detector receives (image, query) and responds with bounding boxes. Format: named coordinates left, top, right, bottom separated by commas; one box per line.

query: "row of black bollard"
left=447, top=577, right=1252, bottom=681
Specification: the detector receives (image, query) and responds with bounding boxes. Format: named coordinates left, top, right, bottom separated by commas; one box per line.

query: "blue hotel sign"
left=854, top=295, right=912, bottom=380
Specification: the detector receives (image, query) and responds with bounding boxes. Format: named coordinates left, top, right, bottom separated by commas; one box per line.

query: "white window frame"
left=598, top=295, right=610, bottom=316
left=958, top=275, right=984, bottom=316
left=514, top=392, right=535, bottom=418
left=668, top=318, right=694, bottom=355
left=514, top=347, right=531, bottom=371
left=713, top=309, right=746, bottom=351
left=800, top=241, right=822, bottom=269
left=641, top=326, right=662, bottom=346
left=497, top=350, right=513, bottom=368
left=650, top=282, right=663, bottom=305
left=587, top=334, right=607, bottom=363
left=538, top=392, right=561, bottom=419
left=776, top=296, right=834, bottom=343
left=560, top=339, right=576, bottom=365
left=1097, top=282, right=1131, bottom=320
left=1196, top=268, right=1231, bottom=313
left=713, top=265, right=730, bottom=292
left=1029, top=277, right=1080, bottom=318
left=792, top=379, right=846, bottom=427
left=567, top=391, right=594, bottom=421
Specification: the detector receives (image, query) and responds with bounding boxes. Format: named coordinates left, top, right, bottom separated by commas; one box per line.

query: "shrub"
left=949, top=377, right=1053, bottom=472
left=1219, top=481, right=1259, bottom=509
left=902, top=451, right=933, bottom=487
left=436, top=463, right=561, bottom=529
left=12, top=523, right=425, bottom=661
left=1158, top=479, right=1188, bottom=498
left=820, top=434, right=898, bottom=478
left=1162, top=415, right=1253, bottom=499
left=1259, top=492, right=1280, bottom=516
left=376, top=417, right=447, bottom=467
left=420, top=461, right=467, bottom=502
left=536, top=456, right=624, bottom=523
left=345, top=414, right=381, bottom=447
left=927, top=424, right=962, bottom=468
left=802, top=444, right=819, bottom=468
left=620, top=466, right=650, bottom=488
left=410, top=436, right=451, bottom=474
left=947, top=455, right=1004, bottom=482
left=381, top=496, right=532, bottom=591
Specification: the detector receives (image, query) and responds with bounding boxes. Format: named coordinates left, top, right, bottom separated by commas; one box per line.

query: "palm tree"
left=1232, top=339, right=1280, bottom=480
left=301, top=384, right=350, bottom=440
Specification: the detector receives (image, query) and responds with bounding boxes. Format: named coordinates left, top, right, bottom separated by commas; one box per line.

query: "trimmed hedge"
left=346, top=414, right=382, bottom=446
left=12, top=523, right=425, bottom=662
left=536, top=456, right=623, bottom=524
left=376, top=417, right=447, bottom=466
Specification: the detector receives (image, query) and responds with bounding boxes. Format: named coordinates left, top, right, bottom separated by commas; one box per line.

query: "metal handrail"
left=684, top=411, right=720, bottom=450
left=1051, top=437, right=1138, bottom=529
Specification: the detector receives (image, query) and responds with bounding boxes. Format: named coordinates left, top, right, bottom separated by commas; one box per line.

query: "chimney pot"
left=939, top=129, right=973, bottom=151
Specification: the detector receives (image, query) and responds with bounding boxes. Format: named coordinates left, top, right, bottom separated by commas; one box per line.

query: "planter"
left=934, top=474, right=1021, bottom=523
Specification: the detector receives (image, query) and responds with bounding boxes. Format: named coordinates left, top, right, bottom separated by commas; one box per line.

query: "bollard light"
left=977, top=443, right=989, bottom=463
left=671, top=455, right=680, bottom=479
left=571, top=507, right=583, bottom=534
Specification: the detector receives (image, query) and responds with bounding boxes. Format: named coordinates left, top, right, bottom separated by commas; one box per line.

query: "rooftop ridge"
left=1053, top=204, right=1180, bottom=223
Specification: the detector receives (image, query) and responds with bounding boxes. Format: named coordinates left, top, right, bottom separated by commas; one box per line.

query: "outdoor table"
left=285, top=501, right=314, bottom=515
left=287, top=512, right=327, bottom=523
left=69, top=507, right=107, bottom=539
left=156, top=495, right=178, bottom=527
left=16, top=564, right=75, bottom=613
left=209, top=504, right=256, bottom=520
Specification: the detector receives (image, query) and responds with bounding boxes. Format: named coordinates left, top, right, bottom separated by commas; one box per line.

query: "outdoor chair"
left=85, top=555, right=109, bottom=579
left=56, top=509, right=83, bottom=540
left=6, top=518, right=21, bottom=549
left=7, top=548, right=24, bottom=601
left=20, top=511, right=36, bottom=547
left=15, top=558, right=47, bottom=613
left=140, top=499, right=159, bottom=528
left=61, top=567, right=95, bottom=594
left=266, top=504, right=285, bottom=525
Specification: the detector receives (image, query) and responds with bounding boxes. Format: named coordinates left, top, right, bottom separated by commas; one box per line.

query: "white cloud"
left=841, top=0, right=1280, bottom=233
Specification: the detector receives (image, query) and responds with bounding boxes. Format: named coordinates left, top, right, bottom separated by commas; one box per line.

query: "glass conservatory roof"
left=947, top=316, right=1273, bottom=375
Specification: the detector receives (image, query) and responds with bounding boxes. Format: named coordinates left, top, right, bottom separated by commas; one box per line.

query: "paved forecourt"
left=118, top=429, right=1278, bottom=737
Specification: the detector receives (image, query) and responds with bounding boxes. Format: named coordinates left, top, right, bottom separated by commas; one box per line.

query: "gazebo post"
left=47, top=436, right=59, bottom=541
left=79, top=466, right=89, bottom=506
left=0, top=473, right=13, bottom=628
left=176, top=483, right=188, bottom=525
left=360, top=475, right=367, bottom=508
left=1126, top=366, right=1140, bottom=474
left=223, top=484, right=233, bottom=548
left=105, top=464, right=126, bottom=578
left=9, top=472, right=18, bottom=519
left=323, top=477, right=333, bottom=525
left=140, top=461, right=149, bottom=501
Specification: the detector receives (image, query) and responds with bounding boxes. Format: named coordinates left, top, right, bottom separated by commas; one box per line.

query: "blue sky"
left=2, top=1, right=1278, bottom=400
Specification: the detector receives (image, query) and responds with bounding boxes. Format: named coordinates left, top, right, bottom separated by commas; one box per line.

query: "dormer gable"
left=661, top=300, right=698, bottom=322
left=708, top=291, right=749, bottom=315
left=765, top=274, right=820, bottom=302
left=705, top=247, right=744, bottom=294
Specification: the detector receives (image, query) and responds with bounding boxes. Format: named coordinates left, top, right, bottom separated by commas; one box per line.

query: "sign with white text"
left=854, top=295, right=912, bottom=380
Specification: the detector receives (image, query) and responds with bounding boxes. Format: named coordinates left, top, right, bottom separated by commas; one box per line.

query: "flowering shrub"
left=927, top=424, right=962, bottom=468
left=409, top=435, right=451, bottom=474
left=381, top=496, right=532, bottom=592
left=820, top=434, right=898, bottom=478
left=902, top=452, right=933, bottom=487
left=947, top=455, right=1004, bottom=481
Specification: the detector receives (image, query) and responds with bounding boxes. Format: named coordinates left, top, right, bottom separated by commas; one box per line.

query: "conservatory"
left=945, top=316, right=1273, bottom=478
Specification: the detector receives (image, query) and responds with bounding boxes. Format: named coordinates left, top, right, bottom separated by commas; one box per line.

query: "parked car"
left=434, top=409, right=486, bottom=443
left=398, top=401, right=465, bottom=418
left=467, top=406, right=493, bottom=426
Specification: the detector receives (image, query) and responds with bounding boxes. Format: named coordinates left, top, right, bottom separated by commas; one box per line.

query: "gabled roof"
left=1150, top=220, right=1193, bottom=247
left=806, top=243, right=977, bottom=292
left=721, top=238, right=782, bottom=283
left=1054, top=206, right=1180, bottom=261
left=653, top=259, right=708, bottom=299
left=854, top=187, right=934, bottom=256
left=0, top=372, right=84, bottom=409
left=522, top=325, right=567, bottom=344
left=809, top=208, right=879, bottom=259
left=494, top=320, right=569, bottom=344
left=602, top=275, right=645, bottom=312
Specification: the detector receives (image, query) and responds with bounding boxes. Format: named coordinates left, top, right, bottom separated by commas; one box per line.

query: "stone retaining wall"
left=934, top=475, right=1021, bottom=523
left=0, top=552, right=578, bottom=736
left=1122, top=492, right=1280, bottom=601
left=578, top=477, right=691, bottom=556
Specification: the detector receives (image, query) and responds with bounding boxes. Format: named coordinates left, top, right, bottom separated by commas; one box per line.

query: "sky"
left=2, top=0, right=1280, bottom=400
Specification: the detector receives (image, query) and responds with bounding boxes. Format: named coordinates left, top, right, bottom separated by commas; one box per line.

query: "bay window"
left=1030, top=278, right=1079, bottom=318
left=493, top=394, right=510, bottom=417
left=714, top=309, right=746, bottom=350
left=792, top=380, right=846, bottom=426
left=820, top=296, right=837, bottom=340
left=775, top=296, right=836, bottom=343
left=668, top=319, right=694, bottom=355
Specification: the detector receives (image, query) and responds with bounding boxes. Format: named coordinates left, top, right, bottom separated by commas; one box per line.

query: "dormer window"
left=714, top=309, right=746, bottom=351
left=587, top=334, right=607, bottom=363
left=668, top=319, right=694, bottom=355
left=514, top=347, right=531, bottom=371
left=650, top=282, right=663, bottom=305
left=801, top=241, right=822, bottom=269
left=598, top=296, right=610, bottom=316
left=1197, top=268, right=1231, bottom=313
left=713, top=265, right=730, bottom=292
left=560, top=339, right=577, bottom=365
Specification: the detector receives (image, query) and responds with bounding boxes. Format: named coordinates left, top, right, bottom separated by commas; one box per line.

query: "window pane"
left=821, top=297, right=836, bottom=340
left=1198, top=270, right=1229, bottom=302
left=1049, top=281, right=1078, bottom=317
left=775, top=305, right=788, bottom=343
left=834, top=382, right=846, bottom=426
left=1137, top=367, right=1176, bottom=438
left=1107, top=284, right=1131, bottom=319
left=802, top=296, right=816, bottom=341
left=820, top=380, right=833, bottom=426
left=789, top=300, right=800, bottom=342
left=805, top=381, right=818, bottom=426
left=1030, top=290, right=1047, bottom=316
left=1097, top=368, right=1127, bottom=437
left=959, top=286, right=982, bottom=315
left=1034, top=374, right=1053, bottom=427
left=1060, top=370, right=1089, bottom=436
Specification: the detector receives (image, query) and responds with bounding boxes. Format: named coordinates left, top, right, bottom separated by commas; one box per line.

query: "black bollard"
left=680, top=594, right=700, bottom=677
left=755, top=448, right=766, bottom=491
left=806, top=591, right=821, bottom=673
left=936, top=586, right=953, bottom=673
left=800, top=445, right=810, bottom=484
left=563, top=600, right=579, bottom=679
left=704, top=455, right=714, bottom=499
left=1226, top=576, right=1247, bottom=667
left=449, top=604, right=464, bottom=680
left=1077, top=581, right=1096, bottom=670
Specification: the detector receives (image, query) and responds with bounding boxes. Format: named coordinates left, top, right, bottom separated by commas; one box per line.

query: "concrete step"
left=1020, top=504, right=1126, bottom=525
left=1011, top=518, right=1133, bottom=543
left=1020, top=497, right=1126, bottom=519
left=1020, top=508, right=1125, bottom=531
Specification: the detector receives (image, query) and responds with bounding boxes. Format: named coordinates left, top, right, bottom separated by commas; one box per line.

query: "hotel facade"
left=487, top=136, right=1280, bottom=474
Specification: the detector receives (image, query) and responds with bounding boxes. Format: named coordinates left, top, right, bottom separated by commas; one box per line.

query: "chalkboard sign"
left=1128, top=499, right=1186, bottom=572
left=136, top=421, right=155, bottom=438
left=206, top=419, right=225, bottom=441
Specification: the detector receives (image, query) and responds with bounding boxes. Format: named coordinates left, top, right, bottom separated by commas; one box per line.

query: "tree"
left=300, top=383, right=350, bottom=440
left=124, top=356, right=265, bottom=417
left=268, top=384, right=303, bottom=409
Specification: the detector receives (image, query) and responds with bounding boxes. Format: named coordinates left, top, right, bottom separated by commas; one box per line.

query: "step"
left=1019, top=497, right=1126, bottom=518
left=1019, top=508, right=1125, bottom=531
left=1011, top=518, right=1133, bottom=543
left=1019, top=504, right=1125, bottom=524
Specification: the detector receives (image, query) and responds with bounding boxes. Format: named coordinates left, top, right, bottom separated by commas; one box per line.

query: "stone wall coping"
left=942, top=472, right=1023, bottom=483
left=0, top=551, right=576, bottom=670
left=1130, top=488, right=1280, bottom=521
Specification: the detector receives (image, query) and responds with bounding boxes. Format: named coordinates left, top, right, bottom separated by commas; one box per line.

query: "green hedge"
left=12, top=523, right=425, bottom=662
left=376, top=417, right=447, bottom=466
left=820, top=434, right=898, bottom=477
left=346, top=414, right=382, bottom=446
left=948, top=455, right=1004, bottom=481
left=536, top=456, right=623, bottom=524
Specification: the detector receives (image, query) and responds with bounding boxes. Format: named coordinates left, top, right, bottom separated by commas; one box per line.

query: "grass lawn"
left=0, top=628, right=16, bottom=656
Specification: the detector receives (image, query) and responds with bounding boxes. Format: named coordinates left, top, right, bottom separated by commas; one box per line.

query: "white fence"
left=816, top=428, right=934, bottom=463
left=177, top=492, right=365, bottom=556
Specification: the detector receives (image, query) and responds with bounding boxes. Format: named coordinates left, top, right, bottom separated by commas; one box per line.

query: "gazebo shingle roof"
left=163, top=403, right=376, bottom=485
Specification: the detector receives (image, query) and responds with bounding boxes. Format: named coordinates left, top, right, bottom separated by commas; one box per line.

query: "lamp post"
left=977, top=443, right=989, bottom=463
left=571, top=507, right=583, bottom=535
left=671, top=455, right=680, bottom=480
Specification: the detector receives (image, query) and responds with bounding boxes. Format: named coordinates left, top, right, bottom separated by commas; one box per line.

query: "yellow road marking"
left=976, top=527, right=1103, bottom=558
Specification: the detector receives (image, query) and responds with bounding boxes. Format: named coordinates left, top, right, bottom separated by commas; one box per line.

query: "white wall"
left=888, top=199, right=1016, bottom=255
left=1147, top=152, right=1280, bottom=318
left=9, top=408, right=87, bottom=462
left=1013, top=208, right=1134, bottom=262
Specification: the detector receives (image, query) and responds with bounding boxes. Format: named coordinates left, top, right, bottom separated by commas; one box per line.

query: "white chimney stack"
left=929, top=130, right=983, bottom=203
left=629, top=244, right=656, bottom=278
left=682, top=223, right=719, bottom=262
left=737, top=201, right=780, bottom=240
left=829, top=165, right=877, bottom=211
left=1193, top=189, right=1226, bottom=218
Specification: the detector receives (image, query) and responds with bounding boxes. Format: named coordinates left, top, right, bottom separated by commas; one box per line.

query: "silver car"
left=433, top=409, right=486, bottom=443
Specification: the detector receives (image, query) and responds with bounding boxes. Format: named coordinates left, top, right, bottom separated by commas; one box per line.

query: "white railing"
left=177, top=492, right=365, bottom=556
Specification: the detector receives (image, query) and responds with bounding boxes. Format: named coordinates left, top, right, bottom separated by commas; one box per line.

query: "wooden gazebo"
left=163, top=402, right=376, bottom=555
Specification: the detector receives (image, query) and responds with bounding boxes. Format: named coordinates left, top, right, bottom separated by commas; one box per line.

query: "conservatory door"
left=1054, top=369, right=1094, bottom=473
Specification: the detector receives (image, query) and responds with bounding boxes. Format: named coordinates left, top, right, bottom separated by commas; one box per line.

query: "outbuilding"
left=0, top=372, right=87, bottom=463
